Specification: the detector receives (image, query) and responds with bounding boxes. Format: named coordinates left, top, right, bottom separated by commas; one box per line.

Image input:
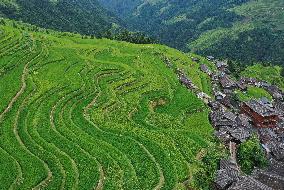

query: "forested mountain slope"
left=0, top=0, right=120, bottom=35
left=0, top=19, right=223, bottom=190
left=99, top=0, right=284, bottom=65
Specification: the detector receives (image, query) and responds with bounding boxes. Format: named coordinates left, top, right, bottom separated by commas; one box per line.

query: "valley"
left=0, top=1, right=284, bottom=189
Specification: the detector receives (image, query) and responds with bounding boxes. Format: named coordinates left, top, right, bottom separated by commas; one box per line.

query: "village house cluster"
left=195, top=56, right=284, bottom=190
left=163, top=56, right=284, bottom=189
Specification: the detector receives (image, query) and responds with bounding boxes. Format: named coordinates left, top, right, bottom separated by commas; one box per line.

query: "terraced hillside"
left=0, top=20, right=223, bottom=190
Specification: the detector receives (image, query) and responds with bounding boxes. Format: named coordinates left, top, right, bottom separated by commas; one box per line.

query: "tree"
left=12, top=22, right=17, bottom=28
left=281, top=67, right=284, bottom=77
left=100, top=29, right=156, bottom=44
left=191, top=145, right=226, bottom=190
left=228, top=60, right=247, bottom=79
left=0, top=19, right=5, bottom=25
left=103, top=30, right=113, bottom=39
left=237, top=135, right=268, bottom=174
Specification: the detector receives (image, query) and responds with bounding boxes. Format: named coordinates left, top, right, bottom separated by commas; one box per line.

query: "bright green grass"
left=241, top=64, right=284, bottom=90
left=0, top=20, right=222, bottom=190
left=235, top=86, right=272, bottom=102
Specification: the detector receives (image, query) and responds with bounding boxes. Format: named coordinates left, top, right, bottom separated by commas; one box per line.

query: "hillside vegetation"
left=0, top=20, right=223, bottom=190
left=190, top=0, right=284, bottom=65
left=241, top=64, right=284, bottom=90
left=0, top=0, right=119, bottom=36
left=98, top=0, right=248, bottom=50
left=99, top=0, right=284, bottom=65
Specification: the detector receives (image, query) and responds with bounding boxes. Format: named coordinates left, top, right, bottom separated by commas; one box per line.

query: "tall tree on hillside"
left=281, top=67, right=284, bottom=77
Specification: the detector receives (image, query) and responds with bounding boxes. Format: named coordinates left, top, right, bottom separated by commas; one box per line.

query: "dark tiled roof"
left=200, top=64, right=208, bottom=71
left=223, top=111, right=237, bottom=121
left=208, top=101, right=222, bottom=110
left=268, top=159, right=284, bottom=176
left=266, top=85, right=283, bottom=99
left=230, top=128, right=251, bottom=142
left=176, top=70, right=198, bottom=90
left=207, top=56, right=215, bottom=60
left=220, top=75, right=236, bottom=89
left=210, top=111, right=237, bottom=127
left=240, top=77, right=258, bottom=84
left=215, top=169, right=235, bottom=189
left=237, top=82, right=247, bottom=90
left=228, top=176, right=273, bottom=190
left=245, top=99, right=277, bottom=117
left=267, top=141, right=284, bottom=161
left=191, top=57, right=200, bottom=62
left=215, top=159, right=240, bottom=189
left=236, top=114, right=251, bottom=128
left=216, top=61, right=228, bottom=68
left=259, top=97, right=271, bottom=105
left=220, top=160, right=239, bottom=176
left=252, top=169, right=284, bottom=190
left=275, top=101, right=284, bottom=116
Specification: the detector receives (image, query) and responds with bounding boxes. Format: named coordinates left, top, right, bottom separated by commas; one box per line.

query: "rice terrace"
left=1, top=0, right=284, bottom=189
left=0, top=20, right=222, bottom=190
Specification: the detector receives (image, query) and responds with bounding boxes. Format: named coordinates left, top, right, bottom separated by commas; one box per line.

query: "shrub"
left=237, top=135, right=268, bottom=174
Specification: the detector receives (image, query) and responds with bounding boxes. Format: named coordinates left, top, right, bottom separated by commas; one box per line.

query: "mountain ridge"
left=98, top=0, right=284, bottom=65
left=0, top=0, right=121, bottom=35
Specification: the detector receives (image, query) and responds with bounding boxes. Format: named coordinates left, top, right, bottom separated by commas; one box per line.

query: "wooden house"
left=239, top=77, right=258, bottom=86
left=220, top=75, right=237, bottom=90
left=214, top=159, right=240, bottom=190
left=241, top=100, right=280, bottom=128
left=191, top=57, right=200, bottom=62
left=210, top=111, right=237, bottom=129
left=228, top=176, right=273, bottom=190
left=200, top=64, right=212, bottom=75
left=216, top=60, right=229, bottom=72
left=176, top=69, right=198, bottom=90
left=236, top=81, right=247, bottom=91
left=215, top=91, right=226, bottom=101
left=266, top=85, right=283, bottom=100
left=207, top=55, right=215, bottom=61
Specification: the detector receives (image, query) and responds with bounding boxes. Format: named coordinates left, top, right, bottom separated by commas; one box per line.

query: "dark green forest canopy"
left=1, top=0, right=283, bottom=65
left=98, top=0, right=249, bottom=49
left=98, top=0, right=284, bottom=66
left=0, top=0, right=120, bottom=35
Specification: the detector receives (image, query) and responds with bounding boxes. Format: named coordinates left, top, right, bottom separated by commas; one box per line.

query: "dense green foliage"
left=0, top=0, right=119, bottom=36
left=99, top=29, right=156, bottom=44
left=191, top=144, right=226, bottom=190
left=98, top=0, right=248, bottom=50
left=237, top=136, right=268, bottom=174
left=190, top=0, right=284, bottom=65
left=0, top=20, right=222, bottom=190
left=99, top=0, right=284, bottom=65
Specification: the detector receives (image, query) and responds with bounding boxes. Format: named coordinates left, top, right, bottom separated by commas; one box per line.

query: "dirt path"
left=12, top=90, right=53, bottom=190
left=95, top=163, right=105, bottom=190
left=0, top=63, right=28, bottom=121
left=138, top=142, right=165, bottom=190
left=0, top=49, right=41, bottom=122
left=83, top=93, right=106, bottom=189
